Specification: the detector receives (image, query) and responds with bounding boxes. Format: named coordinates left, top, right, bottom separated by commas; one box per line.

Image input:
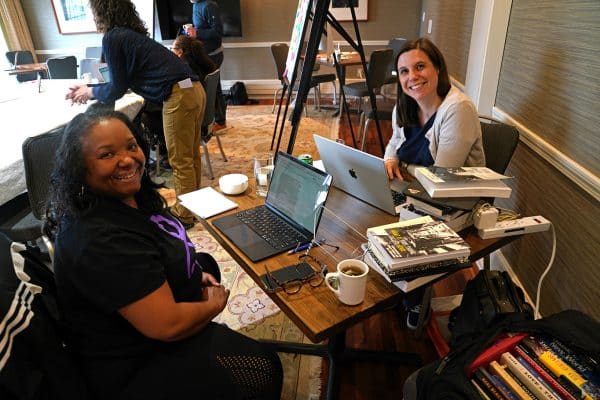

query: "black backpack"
left=227, top=81, right=249, bottom=105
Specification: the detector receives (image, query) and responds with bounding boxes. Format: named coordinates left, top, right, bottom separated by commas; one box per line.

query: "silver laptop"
left=313, top=135, right=407, bottom=215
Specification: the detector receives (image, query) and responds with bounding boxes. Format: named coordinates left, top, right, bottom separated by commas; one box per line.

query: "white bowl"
left=219, top=174, right=248, bottom=195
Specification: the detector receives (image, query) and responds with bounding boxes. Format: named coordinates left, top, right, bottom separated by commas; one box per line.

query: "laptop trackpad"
left=390, top=178, right=409, bottom=192
left=213, top=215, right=274, bottom=261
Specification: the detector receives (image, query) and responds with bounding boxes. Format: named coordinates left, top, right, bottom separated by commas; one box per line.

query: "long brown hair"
left=395, top=38, right=451, bottom=128
left=89, top=0, right=147, bottom=35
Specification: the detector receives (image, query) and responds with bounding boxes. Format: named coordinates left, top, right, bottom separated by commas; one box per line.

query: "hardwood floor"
left=256, top=96, right=478, bottom=398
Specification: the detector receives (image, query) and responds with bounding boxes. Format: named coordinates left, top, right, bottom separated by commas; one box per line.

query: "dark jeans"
left=209, top=51, right=226, bottom=124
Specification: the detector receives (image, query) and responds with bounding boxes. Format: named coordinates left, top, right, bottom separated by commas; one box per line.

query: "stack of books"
left=414, top=166, right=513, bottom=199
left=364, top=216, right=471, bottom=292
left=468, top=333, right=600, bottom=400
left=398, top=180, right=480, bottom=232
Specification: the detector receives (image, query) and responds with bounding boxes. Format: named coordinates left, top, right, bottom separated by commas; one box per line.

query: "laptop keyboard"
left=391, top=190, right=406, bottom=206
left=237, top=207, right=309, bottom=250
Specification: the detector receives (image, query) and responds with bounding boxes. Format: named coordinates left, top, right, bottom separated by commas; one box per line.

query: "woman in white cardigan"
left=383, top=37, right=485, bottom=180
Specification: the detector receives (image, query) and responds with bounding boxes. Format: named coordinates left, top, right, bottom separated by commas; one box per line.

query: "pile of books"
left=414, top=166, right=512, bottom=199
left=398, top=179, right=480, bottom=233
left=364, top=216, right=471, bottom=292
left=468, top=333, right=600, bottom=400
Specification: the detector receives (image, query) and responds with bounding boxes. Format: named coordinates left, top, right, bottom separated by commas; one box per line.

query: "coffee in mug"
left=325, top=259, right=368, bottom=306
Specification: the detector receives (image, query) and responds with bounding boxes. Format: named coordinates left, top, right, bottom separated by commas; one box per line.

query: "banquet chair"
left=0, top=127, right=63, bottom=249
left=5, top=50, right=38, bottom=82
left=479, top=115, right=520, bottom=175
left=46, top=56, right=78, bottom=79
left=202, top=69, right=228, bottom=180
left=270, top=43, right=322, bottom=114
left=342, top=48, right=393, bottom=114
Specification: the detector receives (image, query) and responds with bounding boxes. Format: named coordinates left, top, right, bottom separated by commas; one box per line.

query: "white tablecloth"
left=0, top=79, right=144, bottom=205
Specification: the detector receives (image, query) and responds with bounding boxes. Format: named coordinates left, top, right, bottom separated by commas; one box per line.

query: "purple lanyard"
left=150, top=215, right=200, bottom=278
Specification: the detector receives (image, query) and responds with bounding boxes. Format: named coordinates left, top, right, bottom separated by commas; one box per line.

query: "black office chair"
left=202, top=69, right=228, bottom=180
left=343, top=48, right=393, bottom=114
left=479, top=115, right=520, bottom=174
left=46, top=56, right=78, bottom=79
left=357, top=97, right=396, bottom=151
left=0, top=127, right=63, bottom=247
left=383, top=38, right=406, bottom=85
left=5, top=50, right=38, bottom=82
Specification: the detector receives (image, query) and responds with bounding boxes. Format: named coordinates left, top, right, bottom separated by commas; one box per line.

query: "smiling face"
left=397, top=49, right=440, bottom=105
left=82, top=118, right=145, bottom=208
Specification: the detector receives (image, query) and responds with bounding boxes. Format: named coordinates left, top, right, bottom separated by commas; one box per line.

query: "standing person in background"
left=66, top=0, right=205, bottom=229
left=172, top=34, right=217, bottom=85
left=383, top=37, right=485, bottom=329
left=186, top=0, right=227, bottom=131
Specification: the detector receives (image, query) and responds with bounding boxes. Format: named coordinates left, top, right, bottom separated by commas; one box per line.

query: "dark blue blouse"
left=396, top=113, right=437, bottom=166
left=92, top=27, right=198, bottom=104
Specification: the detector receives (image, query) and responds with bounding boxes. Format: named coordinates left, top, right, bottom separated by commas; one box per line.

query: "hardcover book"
left=414, top=166, right=512, bottom=198
left=403, top=179, right=481, bottom=211
left=366, top=216, right=470, bottom=271
left=362, top=243, right=445, bottom=292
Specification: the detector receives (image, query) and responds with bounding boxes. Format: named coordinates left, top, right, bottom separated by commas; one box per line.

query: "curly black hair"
left=89, top=0, right=148, bottom=35
left=43, top=107, right=165, bottom=239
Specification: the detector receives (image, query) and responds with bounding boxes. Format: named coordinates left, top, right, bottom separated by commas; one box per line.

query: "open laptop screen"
left=266, top=152, right=332, bottom=235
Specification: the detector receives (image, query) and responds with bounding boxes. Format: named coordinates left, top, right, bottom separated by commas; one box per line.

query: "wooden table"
left=200, top=181, right=519, bottom=399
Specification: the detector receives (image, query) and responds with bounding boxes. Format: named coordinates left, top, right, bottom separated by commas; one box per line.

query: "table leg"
left=259, top=330, right=422, bottom=399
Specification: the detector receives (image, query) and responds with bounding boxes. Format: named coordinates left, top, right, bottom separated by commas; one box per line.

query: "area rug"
left=155, top=104, right=339, bottom=192
left=160, top=105, right=339, bottom=400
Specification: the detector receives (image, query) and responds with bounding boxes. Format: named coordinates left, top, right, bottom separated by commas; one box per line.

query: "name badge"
left=178, top=78, right=193, bottom=89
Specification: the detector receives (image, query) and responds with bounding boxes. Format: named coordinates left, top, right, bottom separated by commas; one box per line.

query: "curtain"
left=0, top=0, right=37, bottom=62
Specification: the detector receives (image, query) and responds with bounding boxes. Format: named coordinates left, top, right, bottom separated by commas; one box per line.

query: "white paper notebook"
left=179, top=187, right=238, bottom=219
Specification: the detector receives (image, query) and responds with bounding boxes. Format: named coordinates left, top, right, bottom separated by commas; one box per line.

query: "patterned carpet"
left=159, top=105, right=339, bottom=400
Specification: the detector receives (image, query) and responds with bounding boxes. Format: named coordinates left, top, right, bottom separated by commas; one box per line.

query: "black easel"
left=274, top=0, right=385, bottom=155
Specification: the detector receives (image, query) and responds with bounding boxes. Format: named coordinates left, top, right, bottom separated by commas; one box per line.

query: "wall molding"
left=492, top=107, right=600, bottom=202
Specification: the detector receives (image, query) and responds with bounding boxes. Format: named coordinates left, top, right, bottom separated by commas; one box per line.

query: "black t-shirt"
left=54, top=197, right=203, bottom=360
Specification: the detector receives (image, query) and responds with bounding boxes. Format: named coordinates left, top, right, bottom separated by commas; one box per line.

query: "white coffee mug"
left=325, top=259, right=368, bottom=306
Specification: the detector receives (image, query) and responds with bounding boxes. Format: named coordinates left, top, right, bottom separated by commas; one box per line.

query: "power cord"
left=534, top=222, right=556, bottom=320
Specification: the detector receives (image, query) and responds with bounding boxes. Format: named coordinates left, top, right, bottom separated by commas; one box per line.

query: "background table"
left=0, top=79, right=144, bottom=206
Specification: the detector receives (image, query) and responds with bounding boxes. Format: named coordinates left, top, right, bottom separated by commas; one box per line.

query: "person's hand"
left=201, top=272, right=220, bottom=287
left=384, top=159, right=404, bottom=180
left=185, top=25, right=197, bottom=38
left=65, top=85, right=93, bottom=105
left=204, top=285, right=229, bottom=310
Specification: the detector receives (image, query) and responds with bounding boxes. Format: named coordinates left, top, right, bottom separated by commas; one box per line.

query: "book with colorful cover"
left=537, top=335, right=600, bottom=386
left=514, top=344, right=577, bottom=400
left=490, top=360, right=536, bottom=400
left=415, top=166, right=512, bottom=198
left=523, top=336, right=600, bottom=399
left=516, top=355, right=563, bottom=399
left=366, top=216, right=470, bottom=271
left=473, top=368, right=507, bottom=400
left=489, top=373, right=519, bottom=400
left=500, top=352, right=561, bottom=400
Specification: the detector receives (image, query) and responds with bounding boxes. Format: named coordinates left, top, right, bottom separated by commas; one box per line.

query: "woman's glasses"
left=264, top=258, right=328, bottom=295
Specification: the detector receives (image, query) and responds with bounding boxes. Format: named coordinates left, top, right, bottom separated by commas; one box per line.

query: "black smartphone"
left=260, top=262, right=315, bottom=292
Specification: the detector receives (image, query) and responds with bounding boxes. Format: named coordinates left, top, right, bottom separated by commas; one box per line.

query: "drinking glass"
left=254, top=153, right=274, bottom=197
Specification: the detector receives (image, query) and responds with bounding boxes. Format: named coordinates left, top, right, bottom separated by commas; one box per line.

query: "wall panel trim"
left=492, top=107, right=600, bottom=201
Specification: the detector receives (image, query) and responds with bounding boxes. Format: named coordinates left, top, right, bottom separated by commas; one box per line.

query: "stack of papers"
left=179, top=187, right=238, bottom=219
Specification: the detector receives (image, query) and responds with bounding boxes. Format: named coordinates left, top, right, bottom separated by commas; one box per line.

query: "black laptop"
left=212, top=151, right=333, bottom=262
